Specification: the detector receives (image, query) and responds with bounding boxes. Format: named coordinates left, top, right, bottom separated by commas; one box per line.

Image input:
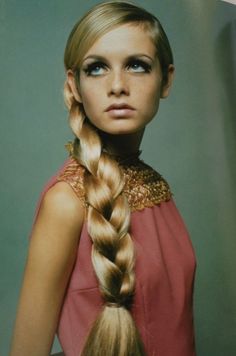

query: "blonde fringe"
left=64, top=83, right=145, bottom=355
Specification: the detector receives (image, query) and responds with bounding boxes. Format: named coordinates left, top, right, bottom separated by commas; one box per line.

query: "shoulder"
left=40, top=180, right=85, bottom=231
left=27, top=180, right=85, bottom=283
left=30, top=180, right=85, bottom=255
left=43, top=180, right=83, bottom=212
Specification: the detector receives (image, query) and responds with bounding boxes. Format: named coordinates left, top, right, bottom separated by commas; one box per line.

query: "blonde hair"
left=63, top=1, right=173, bottom=355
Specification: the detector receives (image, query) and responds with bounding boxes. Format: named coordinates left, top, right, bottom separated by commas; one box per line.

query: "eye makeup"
left=83, top=61, right=107, bottom=76
left=81, top=54, right=154, bottom=77
left=127, top=59, right=152, bottom=73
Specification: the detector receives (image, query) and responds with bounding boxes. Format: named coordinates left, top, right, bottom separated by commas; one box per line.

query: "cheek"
left=137, top=74, right=161, bottom=96
left=79, top=86, right=99, bottom=116
left=137, top=84, right=162, bottom=125
left=141, top=82, right=162, bottom=110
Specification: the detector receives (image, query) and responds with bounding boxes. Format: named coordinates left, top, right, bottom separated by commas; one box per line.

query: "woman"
left=10, top=1, right=196, bottom=355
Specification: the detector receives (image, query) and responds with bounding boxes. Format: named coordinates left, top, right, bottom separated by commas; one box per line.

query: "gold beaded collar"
left=57, top=143, right=172, bottom=212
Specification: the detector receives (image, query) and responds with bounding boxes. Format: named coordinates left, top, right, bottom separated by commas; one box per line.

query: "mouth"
left=105, top=103, right=135, bottom=118
left=105, top=103, right=135, bottom=111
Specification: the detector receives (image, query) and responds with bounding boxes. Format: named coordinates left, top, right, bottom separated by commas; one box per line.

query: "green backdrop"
left=1, top=0, right=235, bottom=354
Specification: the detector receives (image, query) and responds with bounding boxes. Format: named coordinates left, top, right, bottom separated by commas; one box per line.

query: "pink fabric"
left=33, top=161, right=196, bottom=356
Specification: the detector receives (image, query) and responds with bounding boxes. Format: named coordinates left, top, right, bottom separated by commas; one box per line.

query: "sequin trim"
left=57, top=157, right=172, bottom=212
left=121, top=163, right=172, bottom=211
left=57, top=158, right=85, bottom=203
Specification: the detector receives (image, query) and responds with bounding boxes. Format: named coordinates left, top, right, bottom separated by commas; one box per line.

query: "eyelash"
left=83, top=59, right=152, bottom=76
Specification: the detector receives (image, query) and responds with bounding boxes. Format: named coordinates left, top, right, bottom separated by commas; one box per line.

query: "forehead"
left=82, top=24, right=156, bottom=60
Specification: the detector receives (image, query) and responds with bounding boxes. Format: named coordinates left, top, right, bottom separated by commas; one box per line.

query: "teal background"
left=1, top=0, right=235, bottom=354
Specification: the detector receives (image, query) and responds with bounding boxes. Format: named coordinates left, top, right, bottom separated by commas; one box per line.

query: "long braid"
left=62, top=2, right=174, bottom=353
left=64, top=83, right=145, bottom=355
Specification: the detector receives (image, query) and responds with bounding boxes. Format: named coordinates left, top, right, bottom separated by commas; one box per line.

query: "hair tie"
left=106, top=302, right=122, bottom=308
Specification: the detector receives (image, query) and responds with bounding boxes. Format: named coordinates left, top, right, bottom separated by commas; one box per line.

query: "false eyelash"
left=82, top=59, right=152, bottom=76
left=129, top=59, right=152, bottom=72
left=83, top=61, right=105, bottom=76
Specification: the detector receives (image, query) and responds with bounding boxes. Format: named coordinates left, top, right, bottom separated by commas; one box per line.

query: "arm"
left=10, top=182, right=85, bottom=356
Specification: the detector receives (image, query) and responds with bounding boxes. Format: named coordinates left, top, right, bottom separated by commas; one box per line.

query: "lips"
left=105, top=103, right=135, bottom=111
left=105, top=103, right=135, bottom=118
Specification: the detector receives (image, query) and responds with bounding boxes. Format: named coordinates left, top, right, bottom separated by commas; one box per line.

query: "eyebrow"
left=82, top=53, right=155, bottom=63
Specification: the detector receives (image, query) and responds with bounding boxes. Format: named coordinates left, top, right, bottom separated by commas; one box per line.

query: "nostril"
left=108, top=75, right=129, bottom=96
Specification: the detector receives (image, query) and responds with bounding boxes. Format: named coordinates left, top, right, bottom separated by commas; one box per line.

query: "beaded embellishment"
left=57, top=153, right=172, bottom=212
left=57, top=157, right=172, bottom=211
left=121, top=162, right=172, bottom=211
left=57, top=157, right=85, bottom=202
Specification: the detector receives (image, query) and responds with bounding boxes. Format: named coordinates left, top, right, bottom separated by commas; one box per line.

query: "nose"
left=107, top=70, right=129, bottom=97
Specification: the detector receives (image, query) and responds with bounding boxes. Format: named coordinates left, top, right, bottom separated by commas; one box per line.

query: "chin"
left=104, top=127, right=142, bottom=135
left=99, top=122, right=146, bottom=135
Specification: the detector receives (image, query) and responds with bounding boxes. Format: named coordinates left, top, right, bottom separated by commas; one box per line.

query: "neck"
left=100, top=129, right=145, bottom=157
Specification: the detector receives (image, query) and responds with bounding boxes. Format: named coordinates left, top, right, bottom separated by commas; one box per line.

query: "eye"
left=83, top=61, right=107, bottom=76
left=127, top=59, right=152, bottom=73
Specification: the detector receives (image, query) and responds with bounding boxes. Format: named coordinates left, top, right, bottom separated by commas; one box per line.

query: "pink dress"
left=33, top=156, right=196, bottom=356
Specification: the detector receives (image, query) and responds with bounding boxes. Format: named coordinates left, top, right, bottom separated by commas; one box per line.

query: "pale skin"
left=10, top=24, right=174, bottom=355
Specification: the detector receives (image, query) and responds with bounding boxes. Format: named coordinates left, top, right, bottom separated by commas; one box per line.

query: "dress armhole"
left=29, top=158, right=86, bottom=240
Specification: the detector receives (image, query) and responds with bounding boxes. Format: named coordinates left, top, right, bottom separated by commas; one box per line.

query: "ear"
left=66, top=69, right=83, bottom=103
left=161, top=64, right=175, bottom=99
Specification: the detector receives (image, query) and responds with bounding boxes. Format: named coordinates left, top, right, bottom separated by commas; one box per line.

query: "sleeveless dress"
left=33, top=154, right=196, bottom=356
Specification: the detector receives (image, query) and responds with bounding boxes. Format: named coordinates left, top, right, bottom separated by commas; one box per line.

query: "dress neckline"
left=102, top=148, right=142, bottom=165
left=65, top=140, right=142, bottom=166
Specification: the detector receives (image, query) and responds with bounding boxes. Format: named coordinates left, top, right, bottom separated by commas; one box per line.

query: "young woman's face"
left=70, top=24, right=172, bottom=135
